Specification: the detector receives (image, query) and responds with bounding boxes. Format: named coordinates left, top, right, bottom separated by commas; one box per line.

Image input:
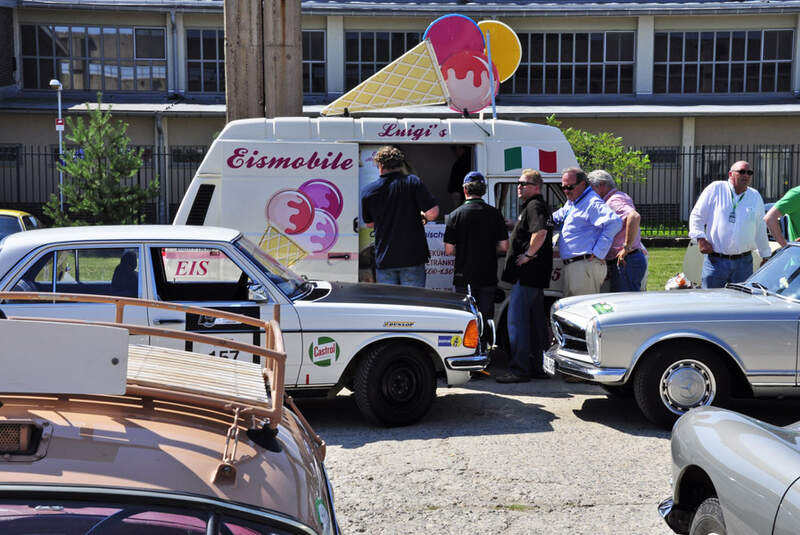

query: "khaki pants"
left=563, top=257, right=607, bottom=297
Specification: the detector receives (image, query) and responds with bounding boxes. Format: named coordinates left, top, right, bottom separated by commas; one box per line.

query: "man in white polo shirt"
left=688, top=160, right=771, bottom=288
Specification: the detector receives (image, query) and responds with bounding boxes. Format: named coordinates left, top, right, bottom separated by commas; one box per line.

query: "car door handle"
left=153, top=318, right=186, bottom=325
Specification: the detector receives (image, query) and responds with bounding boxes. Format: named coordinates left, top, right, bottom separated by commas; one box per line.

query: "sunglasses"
left=517, top=182, right=537, bottom=187
left=734, top=169, right=754, bottom=176
left=561, top=184, right=578, bottom=191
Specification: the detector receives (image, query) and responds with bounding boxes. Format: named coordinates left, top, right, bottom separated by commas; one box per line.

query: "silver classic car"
left=547, top=242, right=800, bottom=428
left=659, top=407, right=800, bottom=535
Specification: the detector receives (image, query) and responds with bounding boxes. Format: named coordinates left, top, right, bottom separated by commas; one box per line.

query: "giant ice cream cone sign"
left=321, top=15, right=522, bottom=116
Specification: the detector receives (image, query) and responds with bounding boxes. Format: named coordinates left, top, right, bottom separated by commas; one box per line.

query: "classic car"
left=659, top=407, right=800, bottom=535
left=547, top=242, right=800, bottom=428
left=0, top=209, right=41, bottom=240
left=0, top=225, right=487, bottom=427
left=0, top=293, right=338, bottom=535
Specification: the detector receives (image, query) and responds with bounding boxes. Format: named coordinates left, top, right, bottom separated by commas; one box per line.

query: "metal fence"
left=0, top=145, right=205, bottom=223
left=2, top=144, right=800, bottom=235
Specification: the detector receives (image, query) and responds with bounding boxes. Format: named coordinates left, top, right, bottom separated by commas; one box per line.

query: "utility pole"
left=224, top=0, right=302, bottom=121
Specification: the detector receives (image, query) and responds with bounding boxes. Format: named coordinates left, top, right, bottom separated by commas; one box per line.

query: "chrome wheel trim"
left=659, top=359, right=716, bottom=415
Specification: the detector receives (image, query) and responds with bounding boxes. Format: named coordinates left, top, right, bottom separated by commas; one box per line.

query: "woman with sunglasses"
left=688, top=161, right=772, bottom=288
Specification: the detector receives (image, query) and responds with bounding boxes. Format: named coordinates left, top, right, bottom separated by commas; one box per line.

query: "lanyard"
left=729, top=186, right=746, bottom=212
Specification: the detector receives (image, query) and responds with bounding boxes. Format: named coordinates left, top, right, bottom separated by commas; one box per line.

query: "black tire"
left=601, top=383, right=634, bottom=398
left=690, top=497, right=726, bottom=535
left=633, top=343, right=730, bottom=429
left=354, top=343, right=436, bottom=427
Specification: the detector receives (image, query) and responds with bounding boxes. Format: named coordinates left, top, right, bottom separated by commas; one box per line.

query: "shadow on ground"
left=295, top=387, right=557, bottom=449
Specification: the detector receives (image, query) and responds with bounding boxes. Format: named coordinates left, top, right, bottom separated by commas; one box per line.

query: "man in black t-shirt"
left=444, top=171, right=509, bottom=344
left=361, top=146, right=439, bottom=287
left=496, top=169, right=553, bottom=383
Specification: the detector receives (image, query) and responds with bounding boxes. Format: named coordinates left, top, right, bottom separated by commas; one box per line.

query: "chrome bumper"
left=547, top=344, right=627, bottom=384
left=445, top=353, right=489, bottom=371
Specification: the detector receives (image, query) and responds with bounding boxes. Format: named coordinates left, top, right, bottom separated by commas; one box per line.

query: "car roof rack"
left=0, top=292, right=326, bottom=472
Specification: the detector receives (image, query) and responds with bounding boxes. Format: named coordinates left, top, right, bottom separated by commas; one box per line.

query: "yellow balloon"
left=478, top=20, right=522, bottom=83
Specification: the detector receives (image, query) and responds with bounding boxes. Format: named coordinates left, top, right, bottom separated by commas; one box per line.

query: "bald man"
left=688, top=160, right=771, bottom=288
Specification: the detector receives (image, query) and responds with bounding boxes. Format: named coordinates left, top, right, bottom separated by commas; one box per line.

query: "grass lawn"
left=646, top=247, right=686, bottom=292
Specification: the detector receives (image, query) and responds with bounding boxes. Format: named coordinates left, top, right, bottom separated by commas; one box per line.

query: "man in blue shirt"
left=361, top=146, right=439, bottom=287
left=552, top=168, right=622, bottom=296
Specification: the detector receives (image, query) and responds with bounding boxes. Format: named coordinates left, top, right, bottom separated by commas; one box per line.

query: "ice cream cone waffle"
left=258, top=225, right=308, bottom=267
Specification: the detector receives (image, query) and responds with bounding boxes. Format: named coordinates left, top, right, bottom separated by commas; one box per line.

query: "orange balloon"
left=478, top=20, right=522, bottom=83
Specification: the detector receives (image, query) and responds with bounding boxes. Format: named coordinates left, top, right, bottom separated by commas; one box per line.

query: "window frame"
left=653, top=28, right=794, bottom=94
left=501, top=31, right=636, bottom=96
left=186, top=28, right=225, bottom=94
left=20, top=23, right=167, bottom=92
left=344, top=30, right=422, bottom=90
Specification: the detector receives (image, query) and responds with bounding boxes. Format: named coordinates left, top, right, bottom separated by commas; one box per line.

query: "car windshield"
left=234, top=236, right=308, bottom=298
left=747, top=245, right=800, bottom=299
left=0, top=215, right=20, bottom=240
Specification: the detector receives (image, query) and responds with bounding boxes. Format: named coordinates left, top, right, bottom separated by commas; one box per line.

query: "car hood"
left=554, top=288, right=789, bottom=325
left=310, top=281, right=473, bottom=312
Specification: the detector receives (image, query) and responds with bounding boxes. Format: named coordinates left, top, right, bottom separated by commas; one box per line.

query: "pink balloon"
left=441, top=51, right=499, bottom=114
left=266, top=189, right=314, bottom=235
left=292, top=209, right=339, bottom=254
left=299, top=179, right=344, bottom=219
left=423, top=14, right=485, bottom=65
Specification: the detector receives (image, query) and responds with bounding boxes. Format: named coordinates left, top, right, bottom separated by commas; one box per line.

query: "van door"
left=218, top=141, right=360, bottom=283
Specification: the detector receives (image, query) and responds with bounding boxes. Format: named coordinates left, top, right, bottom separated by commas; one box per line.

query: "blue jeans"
left=376, top=264, right=427, bottom=287
left=507, top=283, right=547, bottom=378
left=701, top=253, right=753, bottom=289
left=608, top=249, right=648, bottom=292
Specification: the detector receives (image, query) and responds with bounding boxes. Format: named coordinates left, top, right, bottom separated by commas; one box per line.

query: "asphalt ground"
left=296, top=362, right=800, bottom=535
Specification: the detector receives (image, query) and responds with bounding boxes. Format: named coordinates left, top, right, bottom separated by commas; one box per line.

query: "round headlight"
left=585, top=318, right=602, bottom=365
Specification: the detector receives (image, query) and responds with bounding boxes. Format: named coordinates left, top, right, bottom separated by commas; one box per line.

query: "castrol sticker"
left=308, top=336, right=340, bottom=367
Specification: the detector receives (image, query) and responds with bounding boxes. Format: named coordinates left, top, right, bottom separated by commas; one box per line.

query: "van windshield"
left=234, top=236, right=307, bottom=297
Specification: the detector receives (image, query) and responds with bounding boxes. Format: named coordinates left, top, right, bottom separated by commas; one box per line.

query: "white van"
left=174, top=117, right=579, bottom=338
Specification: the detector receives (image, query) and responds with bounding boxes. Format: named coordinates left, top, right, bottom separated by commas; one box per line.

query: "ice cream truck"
left=173, top=116, right=579, bottom=342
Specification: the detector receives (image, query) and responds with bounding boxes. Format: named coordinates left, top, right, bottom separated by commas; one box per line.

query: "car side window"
left=22, top=215, right=41, bottom=230
left=13, top=247, right=139, bottom=297
left=151, top=247, right=264, bottom=303
left=493, top=181, right=565, bottom=223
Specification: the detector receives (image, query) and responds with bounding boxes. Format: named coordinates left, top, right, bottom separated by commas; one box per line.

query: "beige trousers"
left=563, top=257, right=607, bottom=297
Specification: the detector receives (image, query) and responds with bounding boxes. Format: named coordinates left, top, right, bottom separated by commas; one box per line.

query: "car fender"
left=627, top=329, right=745, bottom=381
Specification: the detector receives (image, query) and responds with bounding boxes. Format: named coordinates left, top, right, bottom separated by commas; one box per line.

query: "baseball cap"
left=463, top=171, right=485, bottom=185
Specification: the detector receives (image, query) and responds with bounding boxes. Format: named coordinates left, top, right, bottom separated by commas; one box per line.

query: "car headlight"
left=585, top=317, right=602, bottom=365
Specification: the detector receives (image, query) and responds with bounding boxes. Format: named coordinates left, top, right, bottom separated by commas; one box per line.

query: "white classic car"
left=0, top=225, right=487, bottom=426
left=548, top=242, right=800, bottom=428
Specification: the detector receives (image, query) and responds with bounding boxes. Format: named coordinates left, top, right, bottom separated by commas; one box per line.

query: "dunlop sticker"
left=309, top=336, right=340, bottom=367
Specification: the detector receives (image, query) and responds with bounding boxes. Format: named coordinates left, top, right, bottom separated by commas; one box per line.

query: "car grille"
left=553, top=316, right=587, bottom=353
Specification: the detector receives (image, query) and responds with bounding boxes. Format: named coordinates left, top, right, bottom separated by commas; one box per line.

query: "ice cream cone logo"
left=258, top=180, right=343, bottom=267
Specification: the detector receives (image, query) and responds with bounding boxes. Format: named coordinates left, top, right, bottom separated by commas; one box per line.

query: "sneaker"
left=496, top=372, right=531, bottom=384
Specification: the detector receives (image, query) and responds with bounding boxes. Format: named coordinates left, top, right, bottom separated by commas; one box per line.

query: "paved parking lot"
left=297, top=369, right=800, bottom=534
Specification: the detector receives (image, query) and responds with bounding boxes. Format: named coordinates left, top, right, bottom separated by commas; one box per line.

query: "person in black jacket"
left=497, top=169, right=553, bottom=383
left=444, top=171, right=508, bottom=346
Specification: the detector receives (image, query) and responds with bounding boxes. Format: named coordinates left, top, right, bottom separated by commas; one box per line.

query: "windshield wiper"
left=749, top=281, right=770, bottom=294
left=725, top=282, right=753, bottom=294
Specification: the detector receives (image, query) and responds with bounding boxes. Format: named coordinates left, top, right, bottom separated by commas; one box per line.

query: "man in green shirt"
left=764, top=186, right=800, bottom=246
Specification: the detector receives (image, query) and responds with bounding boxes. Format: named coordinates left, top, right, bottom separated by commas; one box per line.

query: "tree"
left=546, top=114, right=651, bottom=182
left=44, top=93, right=159, bottom=226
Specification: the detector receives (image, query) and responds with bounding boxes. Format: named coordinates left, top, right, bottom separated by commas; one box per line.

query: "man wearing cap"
left=444, top=171, right=508, bottom=346
left=552, top=167, right=623, bottom=297
left=689, top=160, right=771, bottom=288
left=496, top=169, right=553, bottom=383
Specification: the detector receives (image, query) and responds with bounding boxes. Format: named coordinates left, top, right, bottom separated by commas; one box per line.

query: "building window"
left=303, top=30, right=326, bottom=94
left=501, top=32, right=635, bottom=95
left=187, top=29, right=224, bottom=93
left=654, top=30, right=793, bottom=93
left=344, top=31, right=421, bottom=90
left=0, top=144, right=21, bottom=168
left=21, top=24, right=166, bottom=91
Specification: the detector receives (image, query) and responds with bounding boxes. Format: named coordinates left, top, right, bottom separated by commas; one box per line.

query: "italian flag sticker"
left=504, top=146, right=558, bottom=173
